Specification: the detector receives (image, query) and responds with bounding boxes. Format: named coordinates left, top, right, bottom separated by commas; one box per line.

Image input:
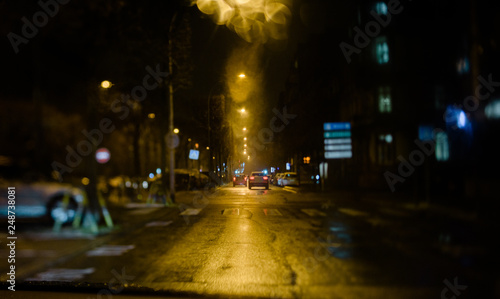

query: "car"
left=275, top=173, right=284, bottom=186
left=247, top=172, right=269, bottom=189
left=281, top=172, right=299, bottom=186
left=0, top=179, right=85, bottom=224
left=232, top=174, right=247, bottom=187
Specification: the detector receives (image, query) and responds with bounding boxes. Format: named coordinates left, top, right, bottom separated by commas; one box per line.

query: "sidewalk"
left=300, top=186, right=493, bottom=226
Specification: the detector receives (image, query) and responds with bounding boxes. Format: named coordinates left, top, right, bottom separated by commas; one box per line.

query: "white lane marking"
left=301, top=209, right=326, bottom=217
left=338, top=208, right=369, bottom=217
left=263, top=209, right=282, bottom=216
left=86, top=245, right=135, bottom=257
left=179, top=208, right=202, bottom=216
left=145, top=220, right=173, bottom=227
left=26, top=268, right=95, bottom=281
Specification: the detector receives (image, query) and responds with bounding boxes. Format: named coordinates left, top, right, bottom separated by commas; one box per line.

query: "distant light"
left=82, top=177, right=90, bottom=185
left=148, top=113, right=156, bottom=119
left=247, top=156, right=250, bottom=160
left=238, top=73, right=246, bottom=78
left=485, top=99, right=500, bottom=119
left=142, top=181, right=148, bottom=189
left=240, top=108, right=246, bottom=113
left=188, top=138, right=192, bottom=142
left=316, top=175, right=320, bottom=180
left=286, top=163, right=290, bottom=170
left=244, top=137, right=247, bottom=141
left=244, top=144, right=247, bottom=147
left=445, top=105, right=469, bottom=129
left=206, top=146, right=210, bottom=150
left=156, top=168, right=161, bottom=174
left=375, top=2, right=388, bottom=15
left=149, top=173, right=155, bottom=179
left=243, top=127, right=247, bottom=131
left=125, top=181, right=131, bottom=188
left=173, top=128, right=179, bottom=134
left=458, top=111, right=467, bottom=128
left=101, top=80, right=112, bottom=89
left=385, top=134, right=393, bottom=143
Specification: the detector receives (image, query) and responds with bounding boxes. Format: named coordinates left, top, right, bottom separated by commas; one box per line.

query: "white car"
left=0, top=179, right=85, bottom=224
left=281, top=172, right=299, bottom=186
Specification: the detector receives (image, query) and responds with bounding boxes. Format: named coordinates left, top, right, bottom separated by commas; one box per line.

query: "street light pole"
left=168, top=12, right=178, bottom=203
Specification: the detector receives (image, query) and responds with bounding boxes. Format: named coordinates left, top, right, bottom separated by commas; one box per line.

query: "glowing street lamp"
left=243, top=127, right=247, bottom=131
left=238, top=73, right=246, bottom=78
left=173, top=128, right=179, bottom=134
left=240, top=108, right=246, bottom=113
left=101, top=80, right=112, bottom=89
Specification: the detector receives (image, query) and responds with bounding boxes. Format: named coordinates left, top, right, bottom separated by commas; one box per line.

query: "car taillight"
left=250, top=176, right=255, bottom=180
left=263, top=176, right=268, bottom=180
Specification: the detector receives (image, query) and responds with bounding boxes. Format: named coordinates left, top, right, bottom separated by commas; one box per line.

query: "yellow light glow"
left=173, top=128, right=179, bottom=134
left=148, top=113, right=155, bottom=119
left=206, top=146, right=210, bottom=150
left=101, top=80, right=112, bottom=89
left=244, top=137, right=247, bottom=141
left=244, top=144, right=247, bottom=147
left=240, top=108, right=246, bottom=112
left=243, top=127, right=247, bottom=131
left=82, top=177, right=90, bottom=185
left=195, top=0, right=292, bottom=44
left=238, top=73, right=246, bottom=78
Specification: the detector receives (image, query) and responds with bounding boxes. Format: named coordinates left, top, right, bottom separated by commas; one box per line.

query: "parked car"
left=281, top=172, right=299, bottom=186
left=0, top=179, right=85, bottom=224
left=247, top=171, right=269, bottom=189
left=275, top=173, right=284, bottom=186
left=232, top=174, right=247, bottom=187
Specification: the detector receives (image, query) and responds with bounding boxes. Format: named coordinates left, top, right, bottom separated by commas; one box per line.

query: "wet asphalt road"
left=1, top=185, right=498, bottom=298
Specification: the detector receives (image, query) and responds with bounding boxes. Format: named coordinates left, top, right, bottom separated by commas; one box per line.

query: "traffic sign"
left=95, top=148, right=110, bottom=164
left=166, top=133, right=180, bottom=149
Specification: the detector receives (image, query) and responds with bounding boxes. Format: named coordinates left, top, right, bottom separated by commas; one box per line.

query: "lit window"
left=375, top=2, right=388, bottom=15
left=375, top=37, right=389, bottom=64
left=456, top=57, right=470, bottom=74
left=485, top=99, right=500, bottom=119
left=378, top=86, right=392, bottom=113
left=435, top=131, right=449, bottom=161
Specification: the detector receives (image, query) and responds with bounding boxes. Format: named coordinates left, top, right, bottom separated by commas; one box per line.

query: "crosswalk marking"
left=223, top=208, right=240, bottom=216
left=146, top=220, right=173, bottom=227
left=26, top=268, right=95, bottom=281
left=263, top=209, right=282, bottom=216
left=179, top=208, right=202, bottom=216
left=86, top=245, right=135, bottom=257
